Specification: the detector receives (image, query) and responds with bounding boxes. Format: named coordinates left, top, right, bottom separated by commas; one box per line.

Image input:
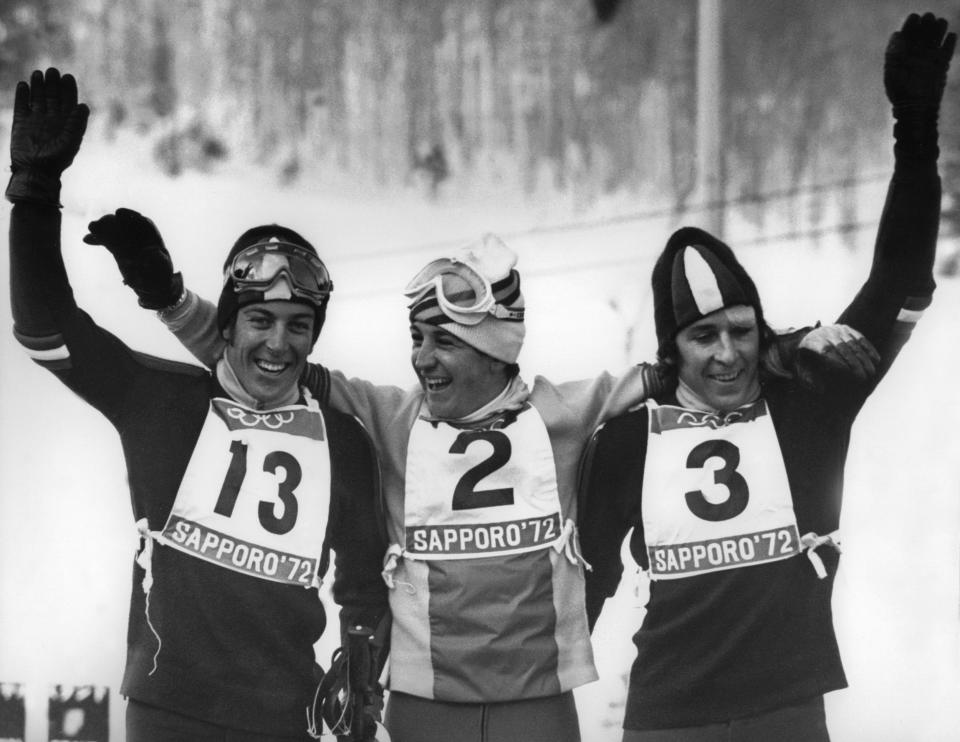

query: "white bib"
left=403, top=406, right=563, bottom=559
left=641, top=399, right=800, bottom=580
left=160, top=396, right=331, bottom=587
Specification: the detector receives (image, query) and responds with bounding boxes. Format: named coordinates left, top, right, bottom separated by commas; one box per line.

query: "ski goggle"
left=226, top=241, right=333, bottom=304
left=404, top=258, right=523, bottom=326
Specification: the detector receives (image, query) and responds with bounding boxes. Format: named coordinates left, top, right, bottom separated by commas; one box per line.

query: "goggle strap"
left=490, top=304, right=525, bottom=321
left=490, top=272, right=521, bottom=306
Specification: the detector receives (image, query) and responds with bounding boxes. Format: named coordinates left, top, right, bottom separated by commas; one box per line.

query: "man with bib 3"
left=6, top=69, right=388, bottom=741
left=578, top=12, right=954, bottom=741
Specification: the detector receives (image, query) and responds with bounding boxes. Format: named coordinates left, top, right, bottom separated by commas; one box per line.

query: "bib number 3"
left=684, top=439, right=749, bottom=522
left=214, top=441, right=301, bottom=534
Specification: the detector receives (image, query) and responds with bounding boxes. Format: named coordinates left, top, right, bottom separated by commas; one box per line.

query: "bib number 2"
left=214, top=440, right=301, bottom=534
left=449, top=430, right=515, bottom=510
left=684, top=439, right=749, bottom=522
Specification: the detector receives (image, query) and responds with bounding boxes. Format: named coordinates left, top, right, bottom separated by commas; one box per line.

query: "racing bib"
left=160, top=396, right=331, bottom=587
left=641, top=399, right=800, bottom=580
left=403, top=406, right=563, bottom=559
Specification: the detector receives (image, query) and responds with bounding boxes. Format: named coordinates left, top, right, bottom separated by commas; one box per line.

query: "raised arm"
left=833, top=13, right=954, bottom=384
left=8, top=68, right=89, bottom=346
left=8, top=70, right=201, bottom=425
left=5, top=69, right=128, bottom=406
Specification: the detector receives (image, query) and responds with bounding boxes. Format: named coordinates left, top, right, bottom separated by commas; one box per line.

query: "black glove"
left=885, top=13, right=956, bottom=110
left=884, top=13, right=956, bottom=159
left=83, top=208, right=184, bottom=310
left=6, top=68, right=90, bottom=205
left=794, top=324, right=880, bottom=393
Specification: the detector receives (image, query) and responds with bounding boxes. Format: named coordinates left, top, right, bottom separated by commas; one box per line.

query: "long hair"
left=656, top=321, right=792, bottom=387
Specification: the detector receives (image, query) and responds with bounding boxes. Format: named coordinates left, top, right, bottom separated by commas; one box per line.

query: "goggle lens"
left=435, top=272, right=483, bottom=309
left=229, top=241, right=333, bottom=302
left=404, top=259, right=493, bottom=318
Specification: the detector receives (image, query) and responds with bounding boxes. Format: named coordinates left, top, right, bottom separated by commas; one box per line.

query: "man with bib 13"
left=579, top=12, right=954, bottom=742
left=6, top=69, right=388, bottom=740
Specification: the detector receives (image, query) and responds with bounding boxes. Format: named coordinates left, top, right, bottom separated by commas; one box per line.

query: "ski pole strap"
left=307, top=625, right=382, bottom=740
left=307, top=646, right=350, bottom=737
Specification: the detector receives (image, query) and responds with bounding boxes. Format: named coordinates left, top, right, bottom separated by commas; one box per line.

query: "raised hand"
left=6, top=67, right=90, bottom=205
left=884, top=12, right=956, bottom=111
left=83, top=208, right=184, bottom=309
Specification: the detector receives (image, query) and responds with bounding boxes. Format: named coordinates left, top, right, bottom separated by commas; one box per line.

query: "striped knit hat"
left=652, top=226, right=764, bottom=354
left=407, top=233, right=526, bottom=364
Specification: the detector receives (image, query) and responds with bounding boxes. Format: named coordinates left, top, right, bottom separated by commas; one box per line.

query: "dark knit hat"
left=652, top=226, right=763, bottom=353
left=217, top=224, right=330, bottom=343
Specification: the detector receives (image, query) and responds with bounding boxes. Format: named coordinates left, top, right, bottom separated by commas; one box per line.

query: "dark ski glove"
left=83, top=208, right=184, bottom=310
left=794, top=324, right=880, bottom=393
left=884, top=13, right=956, bottom=160
left=885, top=12, right=955, bottom=110
left=6, top=67, right=90, bottom=206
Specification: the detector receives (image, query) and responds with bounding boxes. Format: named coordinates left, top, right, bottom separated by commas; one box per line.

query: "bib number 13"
left=214, top=440, right=301, bottom=534
left=684, top=439, right=749, bottom=522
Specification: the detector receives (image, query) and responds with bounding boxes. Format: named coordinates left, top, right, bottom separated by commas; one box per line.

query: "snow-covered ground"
left=1, top=133, right=958, bottom=741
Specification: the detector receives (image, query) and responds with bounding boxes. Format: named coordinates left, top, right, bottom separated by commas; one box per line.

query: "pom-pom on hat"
left=652, top=226, right=764, bottom=354
left=217, top=224, right=332, bottom=343
left=406, top=233, right=526, bottom=364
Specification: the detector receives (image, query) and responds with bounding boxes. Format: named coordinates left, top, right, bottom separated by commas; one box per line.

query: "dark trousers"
left=622, top=696, right=830, bottom=742
left=126, top=699, right=314, bottom=742
left=385, top=690, right=581, bottom=742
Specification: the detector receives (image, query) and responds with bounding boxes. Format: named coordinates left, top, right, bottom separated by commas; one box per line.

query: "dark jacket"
left=9, top=202, right=388, bottom=736
left=579, top=150, right=939, bottom=730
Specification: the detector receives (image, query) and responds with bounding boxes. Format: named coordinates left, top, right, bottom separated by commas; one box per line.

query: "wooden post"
left=695, top=0, right=724, bottom=237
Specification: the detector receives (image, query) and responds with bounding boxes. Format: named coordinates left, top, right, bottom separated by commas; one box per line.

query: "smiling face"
left=410, top=321, right=509, bottom=419
left=675, top=304, right=760, bottom=411
left=222, top=301, right=316, bottom=407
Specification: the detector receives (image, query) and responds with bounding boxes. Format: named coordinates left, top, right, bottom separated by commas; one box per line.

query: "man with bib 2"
left=578, top=12, right=954, bottom=742
left=6, top=69, right=388, bottom=740
left=298, top=235, right=660, bottom=742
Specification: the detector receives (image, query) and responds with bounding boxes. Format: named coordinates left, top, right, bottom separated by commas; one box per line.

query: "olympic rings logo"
left=676, top=410, right=744, bottom=429
left=225, top=407, right=296, bottom=429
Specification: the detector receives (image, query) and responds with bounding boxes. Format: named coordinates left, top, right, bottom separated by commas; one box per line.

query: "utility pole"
left=695, top=0, right=724, bottom=237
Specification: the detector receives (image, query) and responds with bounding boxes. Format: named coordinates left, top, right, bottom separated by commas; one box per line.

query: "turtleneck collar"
left=419, top=374, right=531, bottom=425
left=216, top=355, right=300, bottom=410
left=675, top=377, right=761, bottom=414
